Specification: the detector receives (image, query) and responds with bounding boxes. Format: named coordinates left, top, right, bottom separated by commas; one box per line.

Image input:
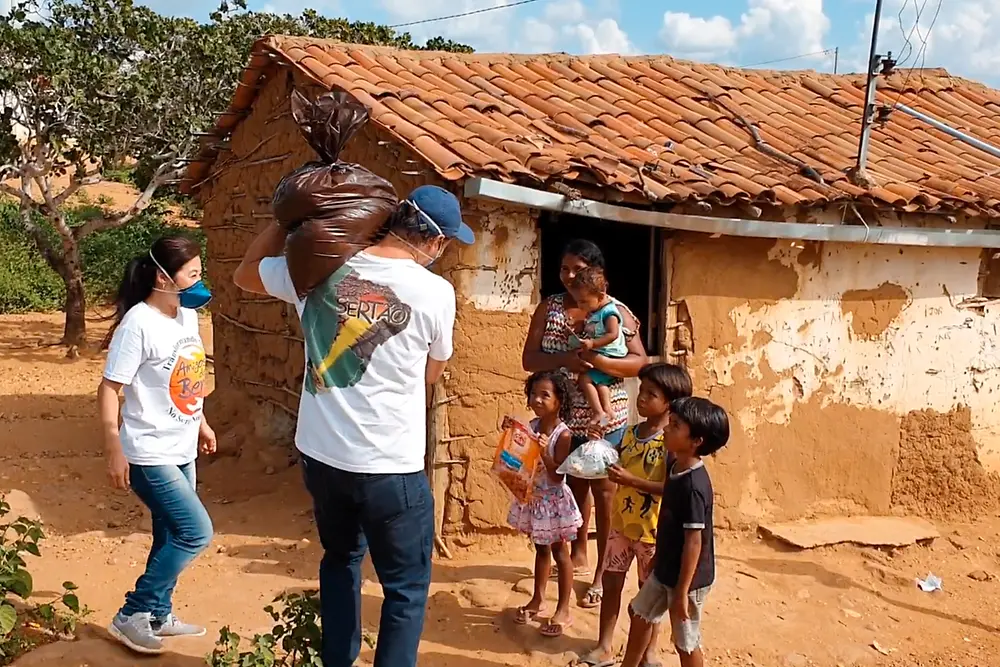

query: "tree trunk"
left=60, top=247, right=87, bottom=347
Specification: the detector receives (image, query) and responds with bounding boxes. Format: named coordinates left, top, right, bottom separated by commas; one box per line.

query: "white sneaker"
left=108, top=612, right=165, bottom=654
left=153, top=613, right=207, bottom=638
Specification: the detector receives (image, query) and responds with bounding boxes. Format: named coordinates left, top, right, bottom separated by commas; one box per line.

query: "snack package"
left=273, top=88, right=399, bottom=297
left=492, top=420, right=542, bottom=503
left=557, top=438, right=619, bottom=479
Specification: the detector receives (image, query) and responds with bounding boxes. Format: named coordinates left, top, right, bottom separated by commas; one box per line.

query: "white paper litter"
left=916, top=573, right=943, bottom=592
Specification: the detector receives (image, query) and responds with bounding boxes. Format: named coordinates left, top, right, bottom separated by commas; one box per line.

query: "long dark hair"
left=561, top=238, right=605, bottom=269
left=101, top=234, right=201, bottom=349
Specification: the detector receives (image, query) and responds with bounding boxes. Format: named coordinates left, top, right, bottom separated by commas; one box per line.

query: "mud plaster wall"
left=671, top=219, right=1000, bottom=526
left=200, top=69, right=453, bottom=430
left=435, top=198, right=538, bottom=534
left=199, top=69, right=540, bottom=533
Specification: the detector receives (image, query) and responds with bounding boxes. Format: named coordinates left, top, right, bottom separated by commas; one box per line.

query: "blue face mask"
left=178, top=280, right=212, bottom=309
left=149, top=250, right=212, bottom=310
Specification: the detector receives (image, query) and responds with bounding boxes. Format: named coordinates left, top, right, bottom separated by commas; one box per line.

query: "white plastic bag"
left=557, top=438, right=619, bottom=479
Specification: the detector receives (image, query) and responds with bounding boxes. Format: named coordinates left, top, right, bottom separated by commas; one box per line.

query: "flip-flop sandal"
left=577, top=654, right=616, bottom=666
left=539, top=619, right=572, bottom=638
left=579, top=586, right=603, bottom=609
left=551, top=565, right=592, bottom=579
left=513, top=607, right=542, bottom=625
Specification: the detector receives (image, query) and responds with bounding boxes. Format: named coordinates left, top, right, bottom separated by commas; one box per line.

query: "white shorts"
left=629, top=573, right=711, bottom=654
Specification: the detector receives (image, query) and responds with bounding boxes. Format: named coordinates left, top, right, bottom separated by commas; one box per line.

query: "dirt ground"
left=1, top=312, right=1000, bottom=667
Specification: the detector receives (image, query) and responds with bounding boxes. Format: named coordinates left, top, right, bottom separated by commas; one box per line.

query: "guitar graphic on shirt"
left=301, top=265, right=412, bottom=392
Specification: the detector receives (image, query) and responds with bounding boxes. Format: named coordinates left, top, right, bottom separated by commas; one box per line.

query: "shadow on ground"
left=11, top=623, right=208, bottom=666
left=1, top=393, right=312, bottom=542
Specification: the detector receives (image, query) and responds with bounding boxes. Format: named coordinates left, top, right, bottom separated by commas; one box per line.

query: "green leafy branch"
left=207, top=591, right=354, bottom=667
left=0, top=496, right=88, bottom=665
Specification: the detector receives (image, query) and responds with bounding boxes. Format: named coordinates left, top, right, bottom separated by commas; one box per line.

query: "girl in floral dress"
left=521, top=239, right=648, bottom=609
left=508, top=370, right=583, bottom=638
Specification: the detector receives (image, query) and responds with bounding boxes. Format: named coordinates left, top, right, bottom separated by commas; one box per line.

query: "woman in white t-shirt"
left=96, top=234, right=216, bottom=655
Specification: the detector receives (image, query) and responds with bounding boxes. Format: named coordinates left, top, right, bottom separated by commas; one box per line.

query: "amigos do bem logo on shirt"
left=166, top=336, right=207, bottom=422
left=301, top=266, right=413, bottom=393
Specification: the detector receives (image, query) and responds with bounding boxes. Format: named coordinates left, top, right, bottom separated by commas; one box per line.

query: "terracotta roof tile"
left=182, top=37, right=1000, bottom=215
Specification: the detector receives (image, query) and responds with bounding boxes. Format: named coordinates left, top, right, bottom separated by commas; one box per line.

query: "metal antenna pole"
left=834, top=47, right=839, bottom=74
left=854, top=0, right=885, bottom=176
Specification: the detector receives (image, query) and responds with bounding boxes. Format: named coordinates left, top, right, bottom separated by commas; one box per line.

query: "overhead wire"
left=894, top=0, right=928, bottom=68
left=889, top=0, right=944, bottom=110
left=917, top=0, right=944, bottom=72
left=388, top=0, right=545, bottom=29
left=739, top=48, right=837, bottom=69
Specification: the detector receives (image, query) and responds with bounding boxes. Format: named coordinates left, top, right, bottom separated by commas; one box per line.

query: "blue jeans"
left=301, top=456, right=434, bottom=667
left=120, top=462, right=213, bottom=618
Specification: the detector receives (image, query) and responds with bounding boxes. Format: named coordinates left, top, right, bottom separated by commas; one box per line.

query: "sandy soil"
left=1, top=312, right=999, bottom=667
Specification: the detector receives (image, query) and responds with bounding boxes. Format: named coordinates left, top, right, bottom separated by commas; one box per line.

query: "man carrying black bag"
left=234, top=185, right=475, bottom=667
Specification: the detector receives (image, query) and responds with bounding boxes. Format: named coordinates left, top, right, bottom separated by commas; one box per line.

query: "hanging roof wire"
left=388, top=0, right=545, bottom=29
left=889, top=0, right=945, bottom=112
left=739, top=49, right=837, bottom=69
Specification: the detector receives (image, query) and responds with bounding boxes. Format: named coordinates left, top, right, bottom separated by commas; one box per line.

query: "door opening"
left=539, top=212, right=664, bottom=355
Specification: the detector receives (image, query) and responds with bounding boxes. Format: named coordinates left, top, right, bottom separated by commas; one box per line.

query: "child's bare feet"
left=577, top=647, right=615, bottom=666
left=588, top=412, right=609, bottom=428
left=513, top=598, right=546, bottom=625
left=539, top=608, right=573, bottom=637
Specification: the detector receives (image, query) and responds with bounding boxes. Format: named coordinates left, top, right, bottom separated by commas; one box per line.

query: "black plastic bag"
left=273, top=88, right=398, bottom=296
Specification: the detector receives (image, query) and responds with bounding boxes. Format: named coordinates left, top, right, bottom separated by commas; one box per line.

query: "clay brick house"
left=183, top=36, right=1000, bottom=536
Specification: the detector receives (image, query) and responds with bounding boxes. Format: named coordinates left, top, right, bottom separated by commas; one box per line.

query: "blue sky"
left=131, top=0, right=1000, bottom=86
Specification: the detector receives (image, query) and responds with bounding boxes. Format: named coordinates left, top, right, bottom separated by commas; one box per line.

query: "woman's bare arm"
left=522, top=299, right=587, bottom=373
left=97, top=379, right=122, bottom=449
left=97, top=379, right=130, bottom=489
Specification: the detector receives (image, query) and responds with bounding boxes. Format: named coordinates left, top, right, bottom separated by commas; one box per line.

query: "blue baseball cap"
left=405, top=185, right=475, bottom=245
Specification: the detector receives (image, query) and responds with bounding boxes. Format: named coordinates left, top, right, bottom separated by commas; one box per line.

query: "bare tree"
left=0, top=0, right=470, bottom=347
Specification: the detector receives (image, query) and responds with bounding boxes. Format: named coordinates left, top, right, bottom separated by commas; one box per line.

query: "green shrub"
left=0, top=201, right=206, bottom=314
left=0, top=495, right=87, bottom=664
left=0, top=212, right=64, bottom=314
left=207, top=592, right=326, bottom=667
left=100, top=164, right=137, bottom=186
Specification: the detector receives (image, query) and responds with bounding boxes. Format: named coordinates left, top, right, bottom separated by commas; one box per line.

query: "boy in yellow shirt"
left=577, top=362, right=692, bottom=667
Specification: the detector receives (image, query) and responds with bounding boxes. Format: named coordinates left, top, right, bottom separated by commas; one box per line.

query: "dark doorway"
left=539, top=212, right=664, bottom=354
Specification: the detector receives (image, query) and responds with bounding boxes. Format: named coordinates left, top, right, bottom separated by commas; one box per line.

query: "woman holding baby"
left=521, top=238, right=648, bottom=609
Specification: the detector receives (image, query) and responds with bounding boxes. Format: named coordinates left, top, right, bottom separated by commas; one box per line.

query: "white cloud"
left=379, top=0, right=517, bottom=50
left=661, top=13, right=737, bottom=59
left=864, top=0, right=1000, bottom=82
left=739, top=0, right=829, bottom=54
left=1, top=0, right=11, bottom=15
left=570, top=18, right=633, bottom=55
left=520, top=16, right=559, bottom=53
left=659, top=0, right=831, bottom=67
left=379, top=0, right=633, bottom=55
left=544, top=0, right=586, bottom=23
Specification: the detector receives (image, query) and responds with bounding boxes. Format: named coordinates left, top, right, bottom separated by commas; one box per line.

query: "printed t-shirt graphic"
left=302, top=264, right=413, bottom=393
left=168, top=340, right=207, bottom=417
left=103, top=303, right=205, bottom=465
left=611, top=426, right=667, bottom=543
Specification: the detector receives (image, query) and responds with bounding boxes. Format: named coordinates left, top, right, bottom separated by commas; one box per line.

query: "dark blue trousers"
left=301, top=455, right=434, bottom=667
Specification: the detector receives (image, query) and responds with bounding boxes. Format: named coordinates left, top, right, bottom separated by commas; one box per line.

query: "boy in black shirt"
left=619, top=397, right=730, bottom=667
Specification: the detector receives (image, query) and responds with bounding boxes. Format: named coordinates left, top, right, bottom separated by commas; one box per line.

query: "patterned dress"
left=540, top=293, right=632, bottom=436
left=507, top=420, right=584, bottom=545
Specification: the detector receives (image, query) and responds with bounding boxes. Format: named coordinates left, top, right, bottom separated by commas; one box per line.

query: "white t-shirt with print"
left=103, top=302, right=207, bottom=466
left=258, top=251, right=455, bottom=474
